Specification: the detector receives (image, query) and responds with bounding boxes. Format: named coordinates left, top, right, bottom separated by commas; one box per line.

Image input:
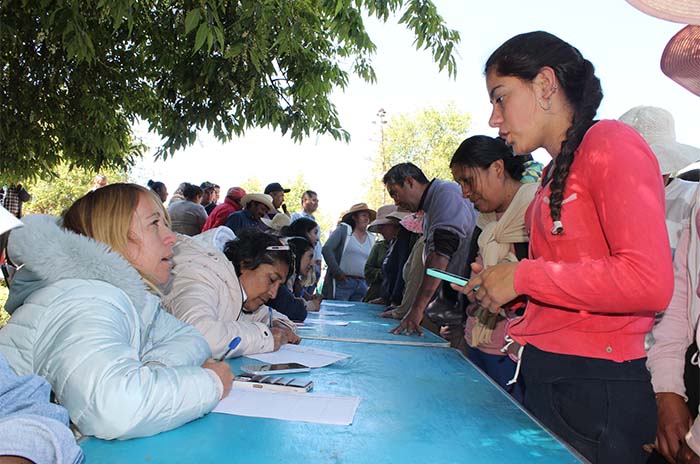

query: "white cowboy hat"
left=626, top=0, right=700, bottom=25
left=368, top=205, right=400, bottom=233
left=619, top=105, right=700, bottom=175
left=261, top=212, right=292, bottom=231
left=240, top=193, right=275, bottom=213
left=661, top=25, right=700, bottom=96
left=0, top=205, right=23, bottom=235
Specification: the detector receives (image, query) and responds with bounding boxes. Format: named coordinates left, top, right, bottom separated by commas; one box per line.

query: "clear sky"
left=132, top=0, right=700, bottom=222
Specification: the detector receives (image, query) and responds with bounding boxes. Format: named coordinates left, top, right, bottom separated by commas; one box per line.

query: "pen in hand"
left=218, top=336, right=241, bottom=361
left=268, top=306, right=273, bottom=328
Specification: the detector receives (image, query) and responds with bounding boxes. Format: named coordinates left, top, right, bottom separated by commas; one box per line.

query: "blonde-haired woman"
left=0, top=184, right=233, bottom=440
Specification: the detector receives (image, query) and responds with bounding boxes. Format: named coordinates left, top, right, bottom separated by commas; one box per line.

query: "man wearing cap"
left=202, top=187, right=247, bottom=232
left=224, top=193, right=275, bottom=235
left=619, top=106, right=700, bottom=253
left=264, top=182, right=291, bottom=217
left=200, top=182, right=220, bottom=215
left=383, top=162, right=477, bottom=344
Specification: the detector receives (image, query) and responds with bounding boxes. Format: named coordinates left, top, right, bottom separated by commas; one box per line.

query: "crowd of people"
left=0, top=1, right=698, bottom=462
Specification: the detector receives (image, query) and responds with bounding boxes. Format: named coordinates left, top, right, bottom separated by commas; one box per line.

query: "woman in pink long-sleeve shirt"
left=456, top=31, right=674, bottom=463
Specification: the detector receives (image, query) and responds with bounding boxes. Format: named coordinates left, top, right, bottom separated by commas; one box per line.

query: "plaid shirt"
left=2, top=185, right=30, bottom=218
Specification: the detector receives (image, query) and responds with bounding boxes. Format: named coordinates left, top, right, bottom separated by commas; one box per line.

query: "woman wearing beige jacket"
left=162, top=227, right=299, bottom=360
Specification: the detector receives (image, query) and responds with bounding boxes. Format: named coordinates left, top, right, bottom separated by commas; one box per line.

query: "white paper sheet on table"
left=322, top=302, right=353, bottom=308
left=245, top=344, right=350, bottom=367
left=312, top=310, right=349, bottom=316
left=303, top=319, right=349, bottom=326
left=212, top=388, right=361, bottom=425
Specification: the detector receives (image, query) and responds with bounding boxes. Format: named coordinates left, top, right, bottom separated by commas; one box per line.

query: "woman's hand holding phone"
left=458, top=262, right=519, bottom=313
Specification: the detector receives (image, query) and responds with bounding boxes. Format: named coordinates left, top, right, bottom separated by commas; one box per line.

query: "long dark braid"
left=486, top=32, right=603, bottom=234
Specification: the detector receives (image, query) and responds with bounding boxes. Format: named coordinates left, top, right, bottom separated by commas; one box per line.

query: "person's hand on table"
left=287, top=329, right=301, bottom=345
left=676, top=441, right=700, bottom=464
left=452, top=262, right=519, bottom=313
left=379, top=307, right=396, bottom=318
left=655, top=392, right=693, bottom=462
left=306, top=298, right=321, bottom=312
left=390, top=308, right=423, bottom=336
left=369, top=297, right=387, bottom=305
left=202, top=358, right=234, bottom=399
left=272, top=326, right=301, bottom=349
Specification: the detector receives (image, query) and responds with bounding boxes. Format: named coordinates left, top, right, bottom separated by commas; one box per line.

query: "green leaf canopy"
left=1, top=0, right=459, bottom=180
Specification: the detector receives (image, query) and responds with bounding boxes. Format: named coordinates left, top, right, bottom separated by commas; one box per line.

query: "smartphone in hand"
left=426, top=268, right=469, bottom=286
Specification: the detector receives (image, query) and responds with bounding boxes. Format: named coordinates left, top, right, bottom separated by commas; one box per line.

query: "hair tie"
left=551, top=220, right=564, bottom=235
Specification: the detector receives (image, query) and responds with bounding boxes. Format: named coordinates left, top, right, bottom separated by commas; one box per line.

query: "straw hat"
left=619, top=105, right=700, bottom=175
left=341, top=203, right=377, bottom=223
left=661, top=25, right=700, bottom=96
left=261, top=212, right=292, bottom=231
left=0, top=205, right=23, bottom=235
left=368, top=205, right=401, bottom=233
left=626, top=0, right=700, bottom=25
left=240, top=193, right=275, bottom=213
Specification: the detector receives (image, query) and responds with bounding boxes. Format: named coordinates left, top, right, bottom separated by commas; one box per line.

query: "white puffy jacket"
left=162, top=229, right=296, bottom=359
left=0, top=215, right=220, bottom=440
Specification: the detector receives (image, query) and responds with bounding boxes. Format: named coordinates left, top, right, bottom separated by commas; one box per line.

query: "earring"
left=537, top=97, right=552, bottom=111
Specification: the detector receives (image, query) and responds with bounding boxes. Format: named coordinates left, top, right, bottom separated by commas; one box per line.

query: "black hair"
left=223, top=229, right=294, bottom=278
left=301, top=190, right=318, bottom=205
left=450, top=136, right=531, bottom=181
left=147, top=180, right=166, bottom=193
left=200, top=181, right=215, bottom=192
left=382, top=162, right=430, bottom=186
left=281, top=217, right=319, bottom=238
left=286, top=236, right=313, bottom=279
left=342, top=215, right=356, bottom=229
left=485, top=31, right=603, bottom=233
left=182, top=183, right=203, bottom=201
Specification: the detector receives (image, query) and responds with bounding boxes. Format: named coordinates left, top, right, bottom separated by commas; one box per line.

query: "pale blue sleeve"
left=33, top=287, right=220, bottom=440
left=0, top=354, right=84, bottom=463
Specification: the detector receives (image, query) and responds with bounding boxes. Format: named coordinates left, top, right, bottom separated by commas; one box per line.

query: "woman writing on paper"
left=162, top=228, right=300, bottom=360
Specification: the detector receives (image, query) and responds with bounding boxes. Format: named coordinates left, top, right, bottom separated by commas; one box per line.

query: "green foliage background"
left=2, top=0, right=459, bottom=179
left=22, top=164, right=130, bottom=217
left=365, top=103, right=471, bottom=208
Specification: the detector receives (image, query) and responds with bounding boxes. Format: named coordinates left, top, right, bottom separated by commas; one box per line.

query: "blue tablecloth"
left=80, top=339, right=583, bottom=463
left=301, top=300, right=450, bottom=347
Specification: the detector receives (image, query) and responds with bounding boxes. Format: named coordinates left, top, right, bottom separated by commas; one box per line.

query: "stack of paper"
left=244, top=344, right=351, bottom=368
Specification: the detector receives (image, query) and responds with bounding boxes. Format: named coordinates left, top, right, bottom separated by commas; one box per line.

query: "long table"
left=300, top=300, right=450, bottom=347
left=80, top=301, right=584, bottom=463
